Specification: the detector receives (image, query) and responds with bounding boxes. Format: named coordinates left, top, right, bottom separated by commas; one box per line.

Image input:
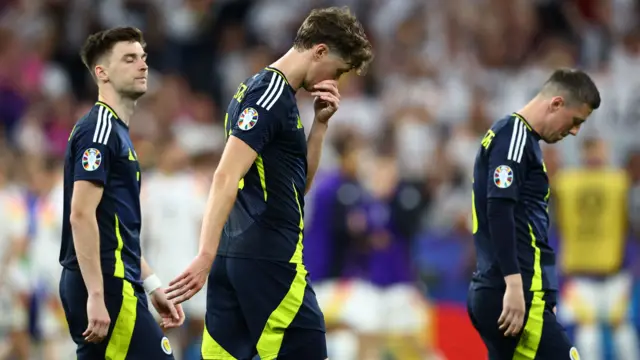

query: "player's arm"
left=198, top=89, right=286, bottom=259
left=485, top=124, right=528, bottom=285
left=69, top=117, right=117, bottom=297
left=305, top=121, right=328, bottom=194
left=166, top=91, right=284, bottom=304
left=305, top=80, right=340, bottom=194
left=70, top=181, right=104, bottom=296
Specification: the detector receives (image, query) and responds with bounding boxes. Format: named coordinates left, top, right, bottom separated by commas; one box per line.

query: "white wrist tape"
left=143, top=274, right=162, bottom=294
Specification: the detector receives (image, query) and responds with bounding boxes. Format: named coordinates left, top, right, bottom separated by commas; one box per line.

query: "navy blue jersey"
left=217, top=67, right=307, bottom=263
left=471, top=113, right=557, bottom=299
left=60, top=102, right=143, bottom=286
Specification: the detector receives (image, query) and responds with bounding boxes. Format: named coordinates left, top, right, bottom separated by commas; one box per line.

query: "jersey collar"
left=513, top=112, right=541, bottom=141
left=96, top=101, right=129, bottom=129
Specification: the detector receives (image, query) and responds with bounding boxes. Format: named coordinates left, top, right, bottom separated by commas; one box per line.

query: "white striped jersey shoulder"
left=92, top=103, right=115, bottom=145
left=241, top=68, right=294, bottom=114
left=505, top=115, right=529, bottom=164
left=483, top=113, right=534, bottom=164
left=69, top=102, right=121, bottom=148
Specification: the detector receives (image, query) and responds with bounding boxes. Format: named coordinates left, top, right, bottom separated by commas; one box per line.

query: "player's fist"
left=166, top=253, right=212, bottom=305
left=498, top=283, right=526, bottom=337
left=311, top=80, right=340, bottom=124
left=84, top=293, right=111, bottom=343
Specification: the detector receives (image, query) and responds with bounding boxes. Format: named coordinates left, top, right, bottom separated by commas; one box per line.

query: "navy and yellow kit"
left=467, top=114, right=576, bottom=359
left=202, top=67, right=326, bottom=360
left=59, top=102, right=174, bottom=359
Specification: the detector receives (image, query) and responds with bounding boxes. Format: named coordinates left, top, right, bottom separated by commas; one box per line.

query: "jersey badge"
left=82, top=148, right=102, bottom=171
left=570, top=347, right=580, bottom=360
left=238, top=107, right=259, bottom=131
left=493, top=165, right=513, bottom=188
left=161, top=336, right=172, bottom=355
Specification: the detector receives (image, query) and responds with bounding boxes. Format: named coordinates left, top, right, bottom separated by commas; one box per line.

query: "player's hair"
left=540, top=68, right=601, bottom=110
left=293, top=6, right=373, bottom=76
left=80, top=27, right=146, bottom=80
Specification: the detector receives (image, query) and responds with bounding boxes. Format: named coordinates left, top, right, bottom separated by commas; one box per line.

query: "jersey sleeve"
left=230, top=82, right=287, bottom=154
left=486, top=119, right=529, bottom=201
left=71, top=110, right=118, bottom=185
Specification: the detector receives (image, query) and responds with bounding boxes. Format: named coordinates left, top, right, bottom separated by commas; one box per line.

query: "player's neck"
left=97, top=90, right=136, bottom=126
left=516, top=99, right=545, bottom=137
left=269, top=48, right=308, bottom=91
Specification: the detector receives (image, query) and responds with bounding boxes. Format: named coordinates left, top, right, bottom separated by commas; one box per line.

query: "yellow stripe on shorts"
left=105, top=280, right=137, bottom=360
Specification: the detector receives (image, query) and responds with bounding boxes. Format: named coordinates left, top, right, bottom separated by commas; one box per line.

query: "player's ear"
left=313, top=44, right=329, bottom=61
left=550, top=96, right=565, bottom=112
left=95, top=65, right=108, bottom=83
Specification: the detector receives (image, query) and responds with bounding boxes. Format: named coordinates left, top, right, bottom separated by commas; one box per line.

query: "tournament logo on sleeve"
left=493, top=165, right=513, bottom=188
left=82, top=148, right=102, bottom=171
left=237, top=107, right=259, bottom=131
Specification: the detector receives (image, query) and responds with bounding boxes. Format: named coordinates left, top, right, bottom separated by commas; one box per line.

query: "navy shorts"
left=467, top=286, right=579, bottom=360
left=59, top=268, right=175, bottom=359
left=201, top=256, right=327, bottom=360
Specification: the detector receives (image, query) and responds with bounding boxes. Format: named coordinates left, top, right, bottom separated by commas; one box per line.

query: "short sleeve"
left=231, top=81, right=287, bottom=154
left=72, top=110, right=118, bottom=185
left=486, top=119, right=529, bottom=201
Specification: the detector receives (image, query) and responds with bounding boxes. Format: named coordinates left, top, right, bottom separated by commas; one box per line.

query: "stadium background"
left=0, top=0, right=639, bottom=359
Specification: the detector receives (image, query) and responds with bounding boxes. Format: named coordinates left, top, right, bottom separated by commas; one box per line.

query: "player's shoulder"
left=242, top=67, right=294, bottom=113
left=71, top=102, right=119, bottom=146
left=485, top=114, right=532, bottom=146
left=481, top=113, right=533, bottom=161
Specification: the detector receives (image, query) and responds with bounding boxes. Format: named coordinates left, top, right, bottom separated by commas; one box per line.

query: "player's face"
left=105, top=41, right=148, bottom=99
left=544, top=97, right=592, bottom=143
left=303, top=44, right=352, bottom=91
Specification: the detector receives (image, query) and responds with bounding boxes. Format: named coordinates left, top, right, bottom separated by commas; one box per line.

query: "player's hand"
left=311, top=80, right=340, bottom=124
left=84, top=293, right=111, bottom=343
left=166, top=253, right=212, bottom=305
left=150, top=289, right=185, bottom=329
left=498, top=281, right=526, bottom=337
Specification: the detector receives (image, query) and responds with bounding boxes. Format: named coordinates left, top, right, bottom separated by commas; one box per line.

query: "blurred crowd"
left=0, top=0, right=640, bottom=359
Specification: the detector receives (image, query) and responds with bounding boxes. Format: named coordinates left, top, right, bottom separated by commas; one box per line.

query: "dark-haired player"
left=59, top=27, right=185, bottom=359
left=166, top=6, right=374, bottom=360
left=468, top=68, right=601, bottom=359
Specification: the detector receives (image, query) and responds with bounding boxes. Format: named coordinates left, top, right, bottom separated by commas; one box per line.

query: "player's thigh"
left=59, top=269, right=130, bottom=359
left=202, top=256, right=253, bottom=360
left=535, top=309, right=579, bottom=360
left=127, top=295, right=175, bottom=359
left=228, top=258, right=327, bottom=360
left=467, top=287, right=520, bottom=359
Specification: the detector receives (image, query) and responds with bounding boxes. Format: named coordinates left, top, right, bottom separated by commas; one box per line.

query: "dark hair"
left=80, top=27, right=146, bottom=79
left=293, top=6, right=373, bottom=75
left=541, top=68, right=601, bottom=110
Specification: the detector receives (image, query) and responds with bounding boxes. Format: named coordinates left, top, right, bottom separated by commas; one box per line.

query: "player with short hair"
left=59, top=27, right=185, bottom=359
left=165, top=6, right=373, bottom=360
left=468, top=68, right=601, bottom=359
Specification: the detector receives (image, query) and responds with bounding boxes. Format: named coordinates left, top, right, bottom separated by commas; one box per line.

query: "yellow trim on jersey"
left=105, top=280, right=137, bottom=360
left=512, top=112, right=532, bottom=131
left=201, top=325, right=237, bottom=359
left=513, top=224, right=545, bottom=359
left=114, top=214, right=125, bottom=278
left=255, top=155, right=268, bottom=201
left=254, top=183, right=308, bottom=358
left=96, top=101, right=119, bottom=119
left=290, top=183, right=304, bottom=264
left=68, top=124, right=77, bottom=141
left=265, top=67, right=288, bottom=84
